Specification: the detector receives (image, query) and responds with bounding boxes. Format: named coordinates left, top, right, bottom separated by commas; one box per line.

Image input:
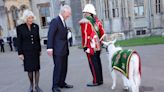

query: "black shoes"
left=52, top=87, right=61, bottom=92
left=86, top=81, right=103, bottom=87
left=52, top=84, right=73, bottom=92
left=28, top=86, right=33, bottom=92
left=98, top=81, right=103, bottom=85
left=59, top=84, right=73, bottom=88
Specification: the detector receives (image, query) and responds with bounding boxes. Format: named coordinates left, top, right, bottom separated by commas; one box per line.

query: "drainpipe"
left=148, top=0, right=152, bottom=35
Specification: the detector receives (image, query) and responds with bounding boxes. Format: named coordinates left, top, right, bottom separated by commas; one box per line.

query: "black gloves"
left=83, top=47, right=88, bottom=52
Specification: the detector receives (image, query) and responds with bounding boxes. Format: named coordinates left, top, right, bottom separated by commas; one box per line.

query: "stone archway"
left=20, top=5, right=28, bottom=11
left=9, top=6, right=19, bottom=28
left=19, top=5, right=29, bottom=18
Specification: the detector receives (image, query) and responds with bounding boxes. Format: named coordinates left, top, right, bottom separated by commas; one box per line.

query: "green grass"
left=116, top=36, right=164, bottom=47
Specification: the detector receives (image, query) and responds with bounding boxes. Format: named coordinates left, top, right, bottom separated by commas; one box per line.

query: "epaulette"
left=79, top=18, right=89, bottom=24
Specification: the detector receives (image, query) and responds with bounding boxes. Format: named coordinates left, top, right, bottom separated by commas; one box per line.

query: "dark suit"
left=47, top=16, right=69, bottom=88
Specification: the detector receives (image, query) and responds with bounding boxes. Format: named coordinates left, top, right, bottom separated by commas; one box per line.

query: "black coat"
left=0, top=39, right=4, bottom=45
left=16, top=23, right=41, bottom=55
left=16, top=23, right=41, bottom=72
left=47, top=16, right=69, bottom=56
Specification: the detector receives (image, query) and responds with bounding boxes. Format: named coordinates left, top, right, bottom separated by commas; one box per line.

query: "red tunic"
left=79, top=18, right=105, bottom=55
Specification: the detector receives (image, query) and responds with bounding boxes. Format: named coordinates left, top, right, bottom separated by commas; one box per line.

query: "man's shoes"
left=86, top=81, right=103, bottom=87
left=98, top=81, right=103, bottom=85
left=52, top=87, right=61, bottom=92
left=59, top=84, right=73, bottom=88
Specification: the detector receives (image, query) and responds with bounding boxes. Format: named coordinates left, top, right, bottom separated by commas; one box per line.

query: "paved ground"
left=0, top=44, right=164, bottom=92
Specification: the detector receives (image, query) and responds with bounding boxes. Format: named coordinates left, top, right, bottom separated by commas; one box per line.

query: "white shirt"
left=59, top=14, right=66, bottom=27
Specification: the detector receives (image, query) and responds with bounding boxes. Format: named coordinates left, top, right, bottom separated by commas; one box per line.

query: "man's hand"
left=18, top=54, right=24, bottom=61
left=47, top=51, right=53, bottom=56
left=47, top=49, right=53, bottom=56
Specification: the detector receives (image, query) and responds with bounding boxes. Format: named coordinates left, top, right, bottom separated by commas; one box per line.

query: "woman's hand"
left=18, top=54, right=24, bottom=61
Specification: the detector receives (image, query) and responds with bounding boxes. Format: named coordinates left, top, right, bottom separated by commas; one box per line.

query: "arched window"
left=38, top=3, right=50, bottom=28
left=19, top=5, right=28, bottom=18
left=155, top=0, right=161, bottom=13
left=20, top=5, right=28, bottom=11
left=104, top=0, right=110, bottom=19
left=10, top=6, right=19, bottom=27
left=112, top=0, right=119, bottom=18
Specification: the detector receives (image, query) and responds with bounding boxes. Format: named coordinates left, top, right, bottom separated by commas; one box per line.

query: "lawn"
left=116, top=36, right=164, bottom=47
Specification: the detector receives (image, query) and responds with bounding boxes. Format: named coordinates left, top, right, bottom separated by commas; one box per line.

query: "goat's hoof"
left=123, top=87, right=129, bottom=91
left=123, top=86, right=128, bottom=90
left=111, top=86, right=115, bottom=90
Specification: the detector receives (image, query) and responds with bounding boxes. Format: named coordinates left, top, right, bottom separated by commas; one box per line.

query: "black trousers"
left=68, top=37, right=72, bottom=46
left=86, top=51, right=103, bottom=84
left=52, top=55, right=68, bottom=88
left=0, top=45, right=5, bottom=52
left=9, top=43, right=13, bottom=51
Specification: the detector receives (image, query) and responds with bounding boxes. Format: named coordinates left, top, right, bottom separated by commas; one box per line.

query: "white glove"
left=18, top=54, right=24, bottom=61
left=85, top=48, right=90, bottom=53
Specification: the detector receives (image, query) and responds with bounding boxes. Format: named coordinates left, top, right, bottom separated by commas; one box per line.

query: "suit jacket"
left=47, top=16, right=69, bottom=56
left=16, top=23, right=41, bottom=55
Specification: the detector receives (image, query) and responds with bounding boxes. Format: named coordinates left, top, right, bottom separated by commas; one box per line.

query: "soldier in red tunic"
left=79, top=4, right=105, bottom=87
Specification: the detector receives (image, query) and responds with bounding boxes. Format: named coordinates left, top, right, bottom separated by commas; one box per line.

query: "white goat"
left=103, top=40, right=141, bottom=92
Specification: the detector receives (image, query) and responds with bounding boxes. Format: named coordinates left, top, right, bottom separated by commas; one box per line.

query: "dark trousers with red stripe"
left=86, top=51, right=103, bottom=84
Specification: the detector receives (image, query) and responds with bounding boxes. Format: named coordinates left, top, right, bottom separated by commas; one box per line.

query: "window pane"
left=113, top=9, right=115, bottom=17
left=159, top=5, right=161, bottom=13
left=139, top=6, right=144, bottom=16
left=134, top=7, right=138, bottom=16
left=136, top=30, right=140, bottom=35
left=116, top=8, right=119, bottom=17
left=39, top=6, right=50, bottom=28
left=142, top=30, right=146, bottom=34
left=104, top=0, right=109, bottom=19
left=156, top=0, right=158, bottom=4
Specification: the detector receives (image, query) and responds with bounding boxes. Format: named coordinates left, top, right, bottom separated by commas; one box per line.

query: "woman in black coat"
left=16, top=10, right=42, bottom=92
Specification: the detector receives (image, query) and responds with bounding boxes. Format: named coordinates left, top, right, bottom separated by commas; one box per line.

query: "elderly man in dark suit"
left=47, top=5, right=73, bottom=92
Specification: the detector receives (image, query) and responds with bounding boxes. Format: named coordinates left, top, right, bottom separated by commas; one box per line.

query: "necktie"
left=64, top=20, right=67, bottom=28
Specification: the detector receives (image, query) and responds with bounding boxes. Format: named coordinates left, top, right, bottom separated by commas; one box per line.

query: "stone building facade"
left=2, top=0, right=30, bottom=37
left=29, top=0, right=83, bottom=44
left=0, top=0, right=8, bottom=37
left=1, top=0, right=164, bottom=41
left=79, top=0, right=164, bottom=38
left=92, top=0, right=164, bottom=38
